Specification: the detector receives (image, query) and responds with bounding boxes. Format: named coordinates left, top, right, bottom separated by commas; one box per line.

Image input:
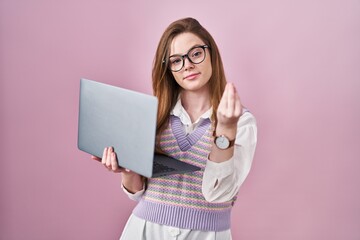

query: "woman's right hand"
left=91, top=147, right=144, bottom=193
left=91, top=147, right=132, bottom=174
left=91, top=147, right=121, bottom=173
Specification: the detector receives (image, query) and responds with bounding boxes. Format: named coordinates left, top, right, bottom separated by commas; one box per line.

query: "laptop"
left=77, top=78, right=200, bottom=178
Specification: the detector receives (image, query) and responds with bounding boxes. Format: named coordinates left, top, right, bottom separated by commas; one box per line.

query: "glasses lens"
left=188, top=47, right=206, bottom=64
left=168, top=46, right=207, bottom=72
left=169, top=56, right=183, bottom=72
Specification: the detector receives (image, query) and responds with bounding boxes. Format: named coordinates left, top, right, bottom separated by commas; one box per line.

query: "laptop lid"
left=77, top=78, right=157, bottom=177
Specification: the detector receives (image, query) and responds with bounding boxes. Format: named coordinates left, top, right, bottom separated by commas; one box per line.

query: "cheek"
left=202, top=62, right=212, bottom=80
left=202, top=56, right=212, bottom=74
left=172, top=73, right=182, bottom=85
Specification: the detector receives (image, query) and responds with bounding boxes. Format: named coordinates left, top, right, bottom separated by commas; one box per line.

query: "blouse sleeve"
left=202, top=111, right=257, bottom=203
left=121, top=184, right=145, bottom=202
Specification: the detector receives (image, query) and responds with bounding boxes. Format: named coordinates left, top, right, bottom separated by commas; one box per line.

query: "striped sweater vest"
left=133, top=115, right=235, bottom=231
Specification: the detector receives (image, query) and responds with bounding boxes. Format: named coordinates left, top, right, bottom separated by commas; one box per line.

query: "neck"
left=180, top=88, right=211, bottom=123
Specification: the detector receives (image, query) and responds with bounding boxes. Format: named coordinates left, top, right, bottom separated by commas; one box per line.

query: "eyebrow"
left=169, top=44, right=205, bottom=57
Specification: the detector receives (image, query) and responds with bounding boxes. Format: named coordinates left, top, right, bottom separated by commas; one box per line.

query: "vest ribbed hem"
left=133, top=200, right=231, bottom=231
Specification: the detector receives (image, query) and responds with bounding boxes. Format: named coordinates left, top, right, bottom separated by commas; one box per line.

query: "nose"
left=183, top=56, right=194, bottom=70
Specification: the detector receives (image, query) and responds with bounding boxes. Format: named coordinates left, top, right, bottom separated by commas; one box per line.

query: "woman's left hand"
left=216, top=82, right=242, bottom=131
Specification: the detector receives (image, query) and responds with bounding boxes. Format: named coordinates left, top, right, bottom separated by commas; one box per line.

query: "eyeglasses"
left=167, top=45, right=209, bottom=72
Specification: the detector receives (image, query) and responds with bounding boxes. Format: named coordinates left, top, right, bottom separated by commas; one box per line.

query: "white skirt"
left=120, top=214, right=232, bottom=240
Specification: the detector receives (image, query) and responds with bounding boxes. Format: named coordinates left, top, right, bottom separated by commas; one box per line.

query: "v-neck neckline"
left=170, top=115, right=211, bottom=152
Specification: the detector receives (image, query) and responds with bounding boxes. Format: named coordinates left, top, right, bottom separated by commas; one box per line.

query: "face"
left=169, top=32, right=212, bottom=93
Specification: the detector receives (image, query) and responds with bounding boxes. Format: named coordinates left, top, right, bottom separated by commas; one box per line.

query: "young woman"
left=93, top=17, right=257, bottom=240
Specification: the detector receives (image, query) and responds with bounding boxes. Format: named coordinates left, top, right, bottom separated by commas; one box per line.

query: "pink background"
left=1, top=0, right=359, bottom=239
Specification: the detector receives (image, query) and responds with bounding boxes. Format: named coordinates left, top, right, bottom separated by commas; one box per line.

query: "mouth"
left=184, top=72, right=200, bottom=80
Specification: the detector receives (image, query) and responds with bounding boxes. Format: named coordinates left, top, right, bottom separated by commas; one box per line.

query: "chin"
left=182, top=81, right=209, bottom=92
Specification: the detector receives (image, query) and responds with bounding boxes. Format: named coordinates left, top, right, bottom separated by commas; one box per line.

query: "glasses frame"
left=166, top=45, right=209, bottom=72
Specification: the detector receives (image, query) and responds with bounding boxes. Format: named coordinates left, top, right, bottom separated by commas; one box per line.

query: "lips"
left=184, top=72, right=200, bottom=80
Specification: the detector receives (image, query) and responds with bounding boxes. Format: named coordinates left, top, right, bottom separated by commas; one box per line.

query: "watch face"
left=215, top=136, right=230, bottom=150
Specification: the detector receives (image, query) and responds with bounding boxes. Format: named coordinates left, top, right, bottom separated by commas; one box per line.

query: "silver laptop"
left=77, top=78, right=200, bottom=178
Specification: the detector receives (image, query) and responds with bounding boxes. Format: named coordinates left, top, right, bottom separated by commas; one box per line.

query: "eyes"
left=192, top=49, right=204, bottom=58
left=168, top=45, right=208, bottom=72
left=170, top=57, right=182, bottom=65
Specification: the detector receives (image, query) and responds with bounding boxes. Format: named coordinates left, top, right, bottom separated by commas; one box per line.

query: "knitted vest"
left=132, top=116, right=235, bottom=231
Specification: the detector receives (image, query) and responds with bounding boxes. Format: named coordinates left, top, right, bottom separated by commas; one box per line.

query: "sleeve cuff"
left=121, top=184, right=145, bottom=201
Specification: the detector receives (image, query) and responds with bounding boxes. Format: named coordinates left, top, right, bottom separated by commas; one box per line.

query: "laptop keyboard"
left=153, top=162, right=176, bottom=173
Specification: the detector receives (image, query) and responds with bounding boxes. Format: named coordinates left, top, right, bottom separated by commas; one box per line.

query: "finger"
left=234, top=86, right=243, bottom=117
left=101, top=147, right=108, bottom=165
left=111, top=152, right=119, bottom=171
left=218, top=83, right=229, bottom=110
left=226, top=83, right=235, bottom=115
left=116, top=167, right=127, bottom=173
left=105, top=147, right=113, bottom=168
left=234, top=93, right=242, bottom=117
left=91, top=155, right=101, bottom=162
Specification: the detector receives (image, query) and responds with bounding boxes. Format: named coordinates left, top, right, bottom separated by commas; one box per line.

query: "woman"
left=93, top=17, right=257, bottom=240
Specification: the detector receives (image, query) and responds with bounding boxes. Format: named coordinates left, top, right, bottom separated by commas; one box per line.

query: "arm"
left=202, top=112, right=257, bottom=202
left=209, top=83, right=241, bottom=163
left=202, top=83, right=257, bottom=202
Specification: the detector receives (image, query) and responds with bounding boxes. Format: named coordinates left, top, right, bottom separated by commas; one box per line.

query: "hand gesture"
left=216, top=83, right=242, bottom=130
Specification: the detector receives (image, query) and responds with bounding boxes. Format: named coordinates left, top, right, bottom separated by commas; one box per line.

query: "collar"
left=170, top=97, right=213, bottom=125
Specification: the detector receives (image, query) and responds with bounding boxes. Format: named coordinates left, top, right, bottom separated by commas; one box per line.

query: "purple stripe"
left=133, top=200, right=231, bottom=231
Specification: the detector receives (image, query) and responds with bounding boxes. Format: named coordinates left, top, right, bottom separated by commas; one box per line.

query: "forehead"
left=170, top=32, right=205, bottom=55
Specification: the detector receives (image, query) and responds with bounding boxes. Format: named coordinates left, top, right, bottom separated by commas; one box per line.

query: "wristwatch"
left=214, top=134, right=235, bottom=150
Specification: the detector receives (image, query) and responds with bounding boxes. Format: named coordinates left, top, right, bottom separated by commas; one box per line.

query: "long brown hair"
left=152, top=18, right=227, bottom=148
